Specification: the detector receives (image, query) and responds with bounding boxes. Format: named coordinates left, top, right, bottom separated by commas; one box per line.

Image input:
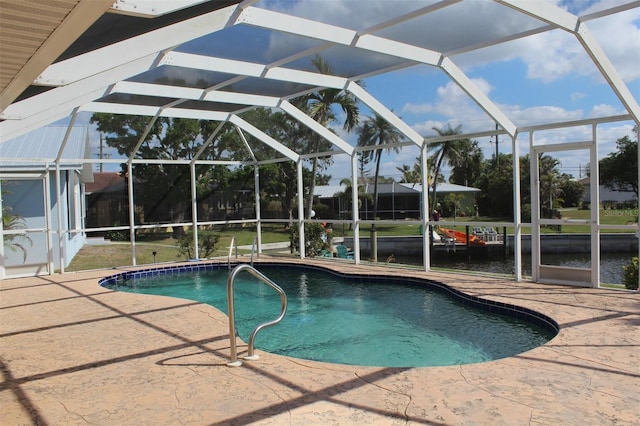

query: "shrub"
left=623, top=257, right=638, bottom=290
left=2, top=205, right=32, bottom=263
left=178, top=231, right=219, bottom=259
left=289, top=222, right=330, bottom=257
left=106, top=221, right=129, bottom=241
left=107, top=230, right=129, bottom=241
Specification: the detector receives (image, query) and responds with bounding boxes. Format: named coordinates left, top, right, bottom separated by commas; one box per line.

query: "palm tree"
left=337, top=177, right=372, bottom=226
left=396, top=164, right=414, bottom=184
left=358, top=113, right=404, bottom=261
left=2, top=204, right=32, bottom=263
left=427, top=124, right=467, bottom=220
left=448, top=139, right=483, bottom=187
left=298, top=55, right=359, bottom=219
left=538, top=154, right=562, bottom=216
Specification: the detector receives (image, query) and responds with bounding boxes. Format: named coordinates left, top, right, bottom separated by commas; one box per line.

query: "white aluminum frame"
left=0, top=0, right=638, bottom=287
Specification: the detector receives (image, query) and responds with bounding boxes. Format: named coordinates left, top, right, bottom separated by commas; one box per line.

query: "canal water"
left=400, top=252, right=634, bottom=285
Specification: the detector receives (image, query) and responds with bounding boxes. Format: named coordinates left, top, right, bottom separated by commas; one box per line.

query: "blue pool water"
left=103, top=264, right=556, bottom=367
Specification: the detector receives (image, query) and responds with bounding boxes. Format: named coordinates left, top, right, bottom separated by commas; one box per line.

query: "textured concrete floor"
left=1, top=258, right=638, bottom=425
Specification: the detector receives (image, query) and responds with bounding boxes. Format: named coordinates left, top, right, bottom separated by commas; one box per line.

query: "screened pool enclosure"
left=1, top=0, right=638, bottom=287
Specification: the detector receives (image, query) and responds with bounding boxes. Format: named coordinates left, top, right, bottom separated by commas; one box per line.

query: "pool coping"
left=1, top=256, right=638, bottom=425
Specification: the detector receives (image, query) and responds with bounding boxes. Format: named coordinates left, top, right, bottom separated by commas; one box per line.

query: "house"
left=314, top=182, right=480, bottom=220
left=579, top=177, right=637, bottom=208
left=0, top=126, right=93, bottom=277
left=84, top=172, right=130, bottom=230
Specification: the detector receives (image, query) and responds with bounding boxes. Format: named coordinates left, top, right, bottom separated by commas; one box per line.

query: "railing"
left=226, top=264, right=287, bottom=367
left=250, top=236, right=257, bottom=266
left=228, top=236, right=257, bottom=268
left=227, top=236, right=237, bottom=269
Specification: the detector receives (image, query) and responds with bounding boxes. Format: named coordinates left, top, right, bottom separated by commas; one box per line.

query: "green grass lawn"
left=67, top=224, right=292, bottom=271
left=67, top=210, right=637, bottom=271
left=348, top=208, right=637, bottom=237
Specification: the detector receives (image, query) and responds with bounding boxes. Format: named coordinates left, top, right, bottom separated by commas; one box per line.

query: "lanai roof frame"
left=0, top=0, right=638, bottom=286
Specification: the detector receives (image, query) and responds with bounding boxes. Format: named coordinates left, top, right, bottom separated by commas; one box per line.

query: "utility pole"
left=495, top=122, right=499, bottom=167
left=96, top=133, right=111, bottom=172
left=99, top=133, right=103, bottom=172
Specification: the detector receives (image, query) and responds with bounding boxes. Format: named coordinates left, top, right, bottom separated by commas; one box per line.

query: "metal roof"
left=314, top=182, right=479, bottom=198
left=399, top=182, right=480, bottom=193
left=314, top=185, right=346, bottom=198
left=0, top=0, right=638, bottom=164
left=0, top=126, right=90, bottom=171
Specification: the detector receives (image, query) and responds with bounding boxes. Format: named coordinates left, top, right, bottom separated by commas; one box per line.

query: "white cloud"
left=262, top=0, right=418, bottom=30
left=585, top=8, right=640, bottom=82
left=262, top=0, right=637, bottom=181
left=571, top=91, right=586, bottom=102
left=375, top=145, right=421, bottom=181
left=401, top=103, right=433, bottom=115
left=461, top=2, right=640, bottom=84
left=263, top=0, right=638, bottom=89
left=401, top=74, right=629, bottom=131
left=404, top=79, right=495, bottom=135
left=519, top=32, right=592, bottom=83
left=412, top=119, right=448, bottom=136
left=509, top=118, right=636, bottom=178
left=589, top=103, right=624, bottom=117
left=507, top=105, right=585, bottom=126
left=390, top=77, right=635, bottom=179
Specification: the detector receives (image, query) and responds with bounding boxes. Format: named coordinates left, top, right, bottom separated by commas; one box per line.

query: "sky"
left=301, top=0, right=640, bottom=184
left=64, top=0, right=639, bottom=184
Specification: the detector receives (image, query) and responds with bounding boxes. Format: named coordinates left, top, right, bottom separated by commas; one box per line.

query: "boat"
left=439, top=228, right=485, bottom=245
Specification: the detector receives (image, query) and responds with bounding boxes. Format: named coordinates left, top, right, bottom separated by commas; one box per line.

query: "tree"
left=558, top=175, right=585, bottom=208
left=296, top=55, right=359, bottom=219
left=443, top=193, right=465, bottom=220
left=336, top=177, right=371, bottom=228
left=600, top=130, right=638, bottom=197
left=538, top=155, right=562, bottom=216
left=475, top=153, right=514, bottom=218
left=2, top=203, right=32, bottom=263
left=448, top=138, right=483, bottom=187
left=358, top=152, right=371, bottom=184
left=236, top=108, right=310, bottom=224
left=519, top=154, right=532, bottom=218
left=357, top=113, right=404, bottom=226
left=397, top=156, right=441, bottom=189
left=536, top=154, right=583, bottom=214
left=427, top=124, right=467, bottom=218
left=357, top=113, right=404, bottom=261
left=396, top=163, right=420, bottom=184
left=476, top=153, right=583, bottom=220
left=90, top=114, right=243, bottom=228
left=623, top=257, right=639, bottom=290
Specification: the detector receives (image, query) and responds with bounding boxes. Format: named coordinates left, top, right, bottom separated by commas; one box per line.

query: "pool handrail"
left=226, top=264, right=288, bottom=367
left=250, top=236, right=257, bottom=266
left=227, top=236, right=237, bottom=269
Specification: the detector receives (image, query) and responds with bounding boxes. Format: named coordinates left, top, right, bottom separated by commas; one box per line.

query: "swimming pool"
left=101, top=263, right=557, bottom=367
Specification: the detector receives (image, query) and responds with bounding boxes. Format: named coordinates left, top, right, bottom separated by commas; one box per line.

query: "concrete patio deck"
left=1, top=257, right=638, bottom=425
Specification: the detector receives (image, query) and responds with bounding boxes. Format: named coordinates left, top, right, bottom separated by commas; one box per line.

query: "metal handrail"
left=226, top=264, right=287, bottom=367
left=227, top=236, right=236, bottom=269
left=250, top=236, right=257, bottom=266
